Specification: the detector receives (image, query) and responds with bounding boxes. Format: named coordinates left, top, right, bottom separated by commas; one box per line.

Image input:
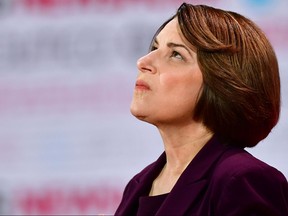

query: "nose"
left=137, top=52, right=157, bottom=74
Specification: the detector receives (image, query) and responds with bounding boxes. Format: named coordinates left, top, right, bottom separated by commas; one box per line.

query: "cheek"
left=159, top=72, right=203, bottom=95
left=159, top=73, right=181, bottom=88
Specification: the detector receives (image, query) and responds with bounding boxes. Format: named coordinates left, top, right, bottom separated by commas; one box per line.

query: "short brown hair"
left=150, top=3, right=280, bottom=147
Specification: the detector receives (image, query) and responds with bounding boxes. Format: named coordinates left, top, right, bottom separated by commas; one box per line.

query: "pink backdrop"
left=0, top=0, right=287, bottom=214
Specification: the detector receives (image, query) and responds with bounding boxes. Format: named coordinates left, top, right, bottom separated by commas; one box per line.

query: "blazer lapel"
left=116, top=153, right=167, bottom=215
left=156, top=135, right=231, bottom=215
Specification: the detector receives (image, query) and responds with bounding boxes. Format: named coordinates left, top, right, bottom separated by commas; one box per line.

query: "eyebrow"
left=154, top=38, right=192, bottom=56
left=167, top=42, right=192, bottom=56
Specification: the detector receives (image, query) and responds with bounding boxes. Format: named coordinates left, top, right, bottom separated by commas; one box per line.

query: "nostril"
left=142, top=66, right=152, bottom=73
left=136, top=53, right=156, bottom=74
left=136, top=57, right=147, bottom=70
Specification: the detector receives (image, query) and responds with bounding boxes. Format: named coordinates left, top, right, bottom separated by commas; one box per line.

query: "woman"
left=115, top=3, right=288, bottom=216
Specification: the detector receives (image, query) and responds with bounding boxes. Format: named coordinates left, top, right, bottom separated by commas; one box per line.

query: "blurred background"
left=0, top=0, right=287, bottom=215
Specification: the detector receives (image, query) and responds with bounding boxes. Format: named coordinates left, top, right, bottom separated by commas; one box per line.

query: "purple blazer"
left=115, top=136, right=288, bottom=216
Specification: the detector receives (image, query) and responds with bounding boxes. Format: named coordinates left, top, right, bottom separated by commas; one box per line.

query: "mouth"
left=135, top=80, right=151, bottom=90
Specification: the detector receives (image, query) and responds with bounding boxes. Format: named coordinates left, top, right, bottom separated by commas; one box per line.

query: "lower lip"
left=135, top=85, right=150, bottom=91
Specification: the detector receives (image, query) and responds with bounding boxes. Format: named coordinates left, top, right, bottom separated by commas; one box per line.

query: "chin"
left=130, top=107, right=149, bottom=122
left=130, top=108, right=145, bottom=120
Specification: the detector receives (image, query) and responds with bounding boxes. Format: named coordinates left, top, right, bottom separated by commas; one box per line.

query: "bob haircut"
left=149, top=3, right=280, bottom=148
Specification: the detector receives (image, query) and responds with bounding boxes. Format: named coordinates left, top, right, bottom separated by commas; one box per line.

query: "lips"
left=135, top=80, right=151, bottom=90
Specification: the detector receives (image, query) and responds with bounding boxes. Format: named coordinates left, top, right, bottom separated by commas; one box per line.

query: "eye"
left=150, top=45, right=158, bottom=52
left=171, top=51, right=184, bottom=60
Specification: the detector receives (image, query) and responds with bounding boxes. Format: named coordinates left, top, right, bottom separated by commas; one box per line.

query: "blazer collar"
left=116, top=152, right=166, bottom=215
left=136, top=135, right=230, bottom=184
left=157, top=135, right=231, bottom=215
left=118, top=135, right=232, bottom=215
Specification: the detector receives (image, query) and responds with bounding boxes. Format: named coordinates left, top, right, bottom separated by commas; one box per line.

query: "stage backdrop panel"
left=0, top=0, right=287, bottom=215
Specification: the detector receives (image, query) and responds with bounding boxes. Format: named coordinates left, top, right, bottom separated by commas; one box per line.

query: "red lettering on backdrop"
left=17, top=188, right=64, bottom=214
left=17, top=0, right=190, bottom=10
left=69, top=188, right=112, bottom=213
left=14, top=185, right=122, bottom=214
left=24, top=0, right=56, bottom=8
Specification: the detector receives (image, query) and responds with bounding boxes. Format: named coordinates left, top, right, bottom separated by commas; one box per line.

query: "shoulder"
left=210, top=147, right=288, bottom=215
left=211, top=147, right=288, bottom=194
left=213, top=148, right=287, bottom=183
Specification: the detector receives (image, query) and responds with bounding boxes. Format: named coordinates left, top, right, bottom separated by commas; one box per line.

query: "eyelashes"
left=150, top=45, right=157, bottom=52
left=150, top=45, right=185, bottom=61
left=171, top=50, right=184, bottom=60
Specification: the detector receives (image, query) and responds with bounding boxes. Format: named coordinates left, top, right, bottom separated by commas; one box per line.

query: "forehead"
left=156, top=18, right=193, bottom=49
left=156, top=18, right=182, bottom=42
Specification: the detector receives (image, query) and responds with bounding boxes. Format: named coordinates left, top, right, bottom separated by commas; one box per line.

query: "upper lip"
left=135, top=79, right=151, bottom=90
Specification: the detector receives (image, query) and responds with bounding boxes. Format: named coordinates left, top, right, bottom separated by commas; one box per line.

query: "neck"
left=158, top=122, right=213, bottom=175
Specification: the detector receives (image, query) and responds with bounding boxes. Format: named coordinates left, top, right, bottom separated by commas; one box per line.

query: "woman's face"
left=130, top=18, right=203, bottom=126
